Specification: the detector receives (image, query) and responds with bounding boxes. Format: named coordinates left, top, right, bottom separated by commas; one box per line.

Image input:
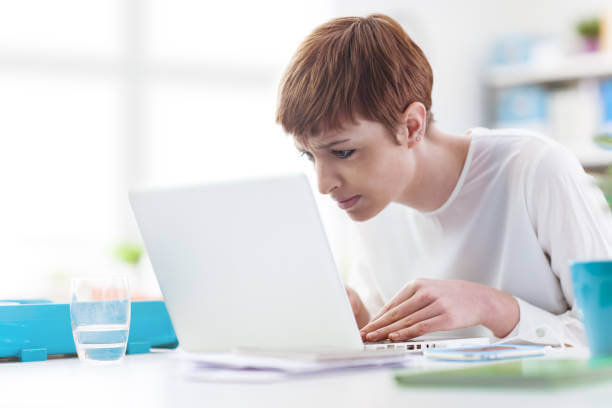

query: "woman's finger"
left=361, top=289, right=433, bottom=336
left=364, top=301, right=442, bottom=342
left=387, top=314, right=450, bottom=341
left=370, top=280, right=417, bottom=322
left=345, top=288, right=358, bottom=311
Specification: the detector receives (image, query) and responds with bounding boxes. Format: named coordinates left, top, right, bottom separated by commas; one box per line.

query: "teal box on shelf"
left=0, top=300, right=178, bottom=362
left=495, top=85, right=548, bottom=124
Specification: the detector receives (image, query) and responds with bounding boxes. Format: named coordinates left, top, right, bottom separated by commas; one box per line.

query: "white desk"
left=2, top=350, right=611, bottom=408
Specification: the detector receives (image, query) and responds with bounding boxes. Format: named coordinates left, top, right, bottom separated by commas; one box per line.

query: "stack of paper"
left=177, top=349, right=421, bottom=383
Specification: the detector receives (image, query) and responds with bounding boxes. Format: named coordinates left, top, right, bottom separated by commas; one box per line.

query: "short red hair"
left=276, top=14, right=434, bottom=139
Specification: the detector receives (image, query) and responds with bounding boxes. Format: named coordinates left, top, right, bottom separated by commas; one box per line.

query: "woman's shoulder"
left=469, top=128, right=589, bottom=201
left=468, top=127, right=554, bottom=149
left=467, top=127, right=567, bottom=167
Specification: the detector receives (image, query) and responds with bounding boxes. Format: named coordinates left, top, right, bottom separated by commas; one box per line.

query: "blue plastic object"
left=496, top=86, right=548, bottom=124
left=0, top=300, right=178, bottom=362
left=571, top=261, right=612, bottom=357
left=601, top=79, right=612, bottom=123
left=490, top=35, right=535, bottom=66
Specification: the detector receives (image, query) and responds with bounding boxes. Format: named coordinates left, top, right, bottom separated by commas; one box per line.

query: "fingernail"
left=389, top=333, right=398, bottom=340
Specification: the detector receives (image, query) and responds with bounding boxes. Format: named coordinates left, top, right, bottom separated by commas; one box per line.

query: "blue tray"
left=0, top=300, right=178, bottom=362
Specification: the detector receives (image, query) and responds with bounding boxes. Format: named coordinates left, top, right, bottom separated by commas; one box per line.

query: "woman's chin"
left=345, top=200, right=387, bottom=222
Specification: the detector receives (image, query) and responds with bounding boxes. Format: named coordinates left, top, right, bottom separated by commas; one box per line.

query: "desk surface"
left=1, top=350, right=611, bottom=408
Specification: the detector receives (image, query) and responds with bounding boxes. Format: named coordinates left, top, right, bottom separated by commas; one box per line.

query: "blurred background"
left=1, top=0, right=612, bottom=302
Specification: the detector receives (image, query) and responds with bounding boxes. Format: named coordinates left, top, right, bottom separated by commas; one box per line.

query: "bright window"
left=0, top=0, right=334, bottom=301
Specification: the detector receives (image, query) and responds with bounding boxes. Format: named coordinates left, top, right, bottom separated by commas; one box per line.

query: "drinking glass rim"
left=70, top=275, right=130, bottom=299
left=70, top=275, right=130, bottom=284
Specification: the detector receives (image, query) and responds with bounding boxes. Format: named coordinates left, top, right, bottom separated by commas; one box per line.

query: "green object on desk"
left=395, top=358, right=612, bottom=388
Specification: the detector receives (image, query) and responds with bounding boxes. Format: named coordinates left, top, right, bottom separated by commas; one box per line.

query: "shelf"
left=486, top=52, right=612, bottom=88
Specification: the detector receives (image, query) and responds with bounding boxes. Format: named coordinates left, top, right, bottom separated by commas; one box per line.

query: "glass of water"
left=70, top=275, right=131, bottom=364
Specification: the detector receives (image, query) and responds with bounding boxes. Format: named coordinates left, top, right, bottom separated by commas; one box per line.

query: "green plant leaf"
left=113, top=242, right=143, bottom=265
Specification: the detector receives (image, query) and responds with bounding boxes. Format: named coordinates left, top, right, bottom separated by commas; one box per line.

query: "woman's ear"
left=394, top=121, right=410, bottom=145
left=396, top=102, right=427, bottom=148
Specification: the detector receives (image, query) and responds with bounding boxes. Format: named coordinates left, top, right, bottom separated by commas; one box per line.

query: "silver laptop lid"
left=129, top=174, right=363, bottom=352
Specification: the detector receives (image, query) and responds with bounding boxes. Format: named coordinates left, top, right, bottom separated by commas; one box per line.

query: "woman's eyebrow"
left=314, top=138, right=351, bottom=150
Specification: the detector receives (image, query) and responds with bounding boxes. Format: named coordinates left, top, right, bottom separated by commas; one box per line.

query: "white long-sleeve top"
left=353, top=127, right=612, bottom=347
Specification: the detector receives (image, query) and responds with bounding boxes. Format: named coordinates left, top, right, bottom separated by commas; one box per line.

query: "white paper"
left=177, top=350, right=421, bottom=382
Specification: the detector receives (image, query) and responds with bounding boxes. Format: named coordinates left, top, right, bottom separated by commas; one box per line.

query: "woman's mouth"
left=337, top=195, right=361, bottom=210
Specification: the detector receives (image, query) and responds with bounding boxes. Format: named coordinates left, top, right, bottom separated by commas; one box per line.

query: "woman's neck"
left=397, top=125, right=472, bottom=212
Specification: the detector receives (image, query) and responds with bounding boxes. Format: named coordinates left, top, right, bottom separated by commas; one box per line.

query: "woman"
left=275, top=14, right=612, bottom=346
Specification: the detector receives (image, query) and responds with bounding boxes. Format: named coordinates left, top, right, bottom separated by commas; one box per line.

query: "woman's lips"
left=338, top=195, right=361, bottom=210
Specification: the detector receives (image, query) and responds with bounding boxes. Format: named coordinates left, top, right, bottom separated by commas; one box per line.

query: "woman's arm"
left=507, top=143, right=612, bottom=346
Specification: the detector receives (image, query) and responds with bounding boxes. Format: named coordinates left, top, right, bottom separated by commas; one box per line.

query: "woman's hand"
left=359, top=278, right=519, bottom=341
left=345, top=286, right=371, bottom=330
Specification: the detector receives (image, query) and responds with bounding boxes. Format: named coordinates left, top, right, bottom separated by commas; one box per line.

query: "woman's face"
left=295, top=118, right=413, bottom=221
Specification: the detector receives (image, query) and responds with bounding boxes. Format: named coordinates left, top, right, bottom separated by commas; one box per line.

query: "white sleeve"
left=498, top=297, right=587, bottom=346
left=502, top=144, right=612, bottom=347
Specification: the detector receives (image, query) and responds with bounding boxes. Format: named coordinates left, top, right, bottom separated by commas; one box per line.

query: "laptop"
left=129, top=174, right=488, bottom=355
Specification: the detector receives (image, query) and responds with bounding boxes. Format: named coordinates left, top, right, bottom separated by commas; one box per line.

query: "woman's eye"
left=300, top=151, right=314, bottom=162
left=331, top=149, right=355, bottom=159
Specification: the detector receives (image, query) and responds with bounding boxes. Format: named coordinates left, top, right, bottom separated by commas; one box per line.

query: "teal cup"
left=571, top=260, right=612, bottom=357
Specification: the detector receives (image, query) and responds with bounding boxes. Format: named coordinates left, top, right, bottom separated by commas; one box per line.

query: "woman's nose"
left=316, top=162, right=340, bottom=195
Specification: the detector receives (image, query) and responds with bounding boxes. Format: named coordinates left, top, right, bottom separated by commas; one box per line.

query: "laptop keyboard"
left=364, top=341, right=437, bottom=351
